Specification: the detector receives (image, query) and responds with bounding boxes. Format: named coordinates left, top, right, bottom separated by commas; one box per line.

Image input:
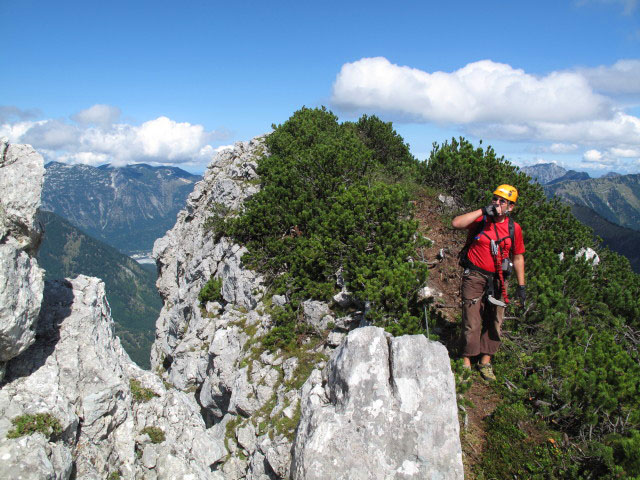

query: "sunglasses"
left=492, top=196, right=509, bottom=204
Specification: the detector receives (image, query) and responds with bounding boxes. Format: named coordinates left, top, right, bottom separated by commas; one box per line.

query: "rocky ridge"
left=0, top=140, right=220, bottom=479
left=151, top=137, right=464, bottom=478
left=1, top=137, right=463, bottom=479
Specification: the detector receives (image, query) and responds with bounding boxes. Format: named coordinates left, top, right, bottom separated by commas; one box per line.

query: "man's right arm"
left=452, top=209, right=483, bottom=230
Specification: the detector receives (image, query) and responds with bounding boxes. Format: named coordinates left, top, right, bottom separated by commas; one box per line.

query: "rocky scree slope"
left=151, top=137, right=464, bottom=479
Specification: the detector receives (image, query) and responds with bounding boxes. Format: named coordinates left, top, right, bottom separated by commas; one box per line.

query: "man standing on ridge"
left=452, top=184, right=526, bottom=381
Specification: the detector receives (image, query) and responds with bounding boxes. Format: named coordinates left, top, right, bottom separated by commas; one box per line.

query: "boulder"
left=437, top=194, right=457, bottom=208
left=292, top=326, right=464, bottom=479
left=576, top=247, right=600, bottom=266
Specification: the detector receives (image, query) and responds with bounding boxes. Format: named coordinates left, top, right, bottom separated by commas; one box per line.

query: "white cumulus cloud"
left=532, top=112, right=640, bottom=145
left=580, top=149, right=619, bottom=169
left=549, top=143, right=579, bottom=153
left=576, top=59, right=640, bottom=95
left=0, top=120, right=39, bottom=140
left=21, top=120, right=80, bottom=149
left=332, top=57, right=640, bottom=161
left=332, top=57, right=611, bottom=124
left=610, top=147, right=640, bottom=157
left=583, top=149, right=604, bottom=162
left=72, top=104, right=122, bottom=125
left=58, top=151, right=110, bottom=165
left=0, top=104, right=230, bottom=168
left=136, top=116, right=209, bottom=160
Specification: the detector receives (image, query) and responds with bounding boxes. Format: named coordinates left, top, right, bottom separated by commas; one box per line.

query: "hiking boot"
left=477, top=363, right=496, bottom=381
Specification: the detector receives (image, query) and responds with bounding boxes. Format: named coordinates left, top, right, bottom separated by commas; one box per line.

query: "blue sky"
left=2, top=0, right=639, bottom=176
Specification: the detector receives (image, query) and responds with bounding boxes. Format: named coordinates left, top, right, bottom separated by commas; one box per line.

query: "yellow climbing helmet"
left=493, top=184, right=518, bottom=203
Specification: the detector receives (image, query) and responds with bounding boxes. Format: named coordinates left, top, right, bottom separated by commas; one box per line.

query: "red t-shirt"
left=466, top=216, right=525, bottom=272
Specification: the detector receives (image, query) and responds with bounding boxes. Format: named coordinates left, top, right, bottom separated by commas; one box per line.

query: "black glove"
left=516, top=285, right=526, bottom=304
left=482, top=205, right=496, bottom=217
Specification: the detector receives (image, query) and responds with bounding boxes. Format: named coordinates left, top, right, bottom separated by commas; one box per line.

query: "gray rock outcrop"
left=0, top=139, right=45, bottom=380
left=0, top=142, right=221, bottom=479
left=0, top=274, right=221, bottom=479
left=151, top=138, right=303, bottom=478
left=151, top=138, right=266, bottom=390
left=292, top=326, right=464, bottom=479
left=150, top=137, right=464, bottom=479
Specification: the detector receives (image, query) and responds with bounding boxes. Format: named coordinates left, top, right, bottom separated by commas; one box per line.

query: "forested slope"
left=571, top=204, right=640, bottom=273
left=37, top=210, right=161, bottom=368
left=545, top=173, right=640, bottom=231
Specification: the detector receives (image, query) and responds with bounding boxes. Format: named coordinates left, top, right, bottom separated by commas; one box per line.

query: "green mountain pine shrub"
left=198, top=276, right=224, bottom=305
left=209, top=107, right=428, bottom=346
left=424, top=137, right=640, bottom=478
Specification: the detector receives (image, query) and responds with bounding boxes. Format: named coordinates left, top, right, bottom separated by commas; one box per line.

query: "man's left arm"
left=513, top=253, right=526, bottom=304
left=513, top=254, right=525, bottom=286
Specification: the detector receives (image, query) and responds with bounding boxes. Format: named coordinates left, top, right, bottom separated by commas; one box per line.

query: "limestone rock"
left=302, top=300, right=332, bottom=330
left=0, top=140, right=45, bottom=372
left=0, top=433, right=72, bottom=480
left=292, top=326, right=464, bottom=479
left=0, top=140, right=44, bottom=250
left=576, top=247, right=600, bottom=266
left=0, top=276, right=219, bottom=479
left=417, top=285, right=442, bottom=302
left=151, top=138, right=266, bottom=383
left=438, top=194, right=457, bottom=208
left=151, top=138, right=301, bottom=477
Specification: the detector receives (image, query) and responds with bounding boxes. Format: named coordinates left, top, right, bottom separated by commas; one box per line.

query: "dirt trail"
left=413, top=192, right=502, bottom=477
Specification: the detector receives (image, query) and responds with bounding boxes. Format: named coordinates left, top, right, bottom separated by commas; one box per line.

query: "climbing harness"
left=481, top=222, right=511, bottom=305
left=458, top=215, right=514, bottom=270
left=460, top=216, right=515, bottom=307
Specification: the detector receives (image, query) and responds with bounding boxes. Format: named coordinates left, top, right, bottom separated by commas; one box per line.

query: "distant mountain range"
left=544, top=173, right=640, bottom=232
left=521, top=163, right=640, bottom=272
left=521, top=162, right=592, bottom=185
left=37, top=210, right=161, bottom=368
left=521, top=163, right=569, bottom=184
left=42, top=162, right=201, bottom=255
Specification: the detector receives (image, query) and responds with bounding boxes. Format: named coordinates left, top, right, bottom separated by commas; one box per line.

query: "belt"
left=461, top=256, right=496, bottom=277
